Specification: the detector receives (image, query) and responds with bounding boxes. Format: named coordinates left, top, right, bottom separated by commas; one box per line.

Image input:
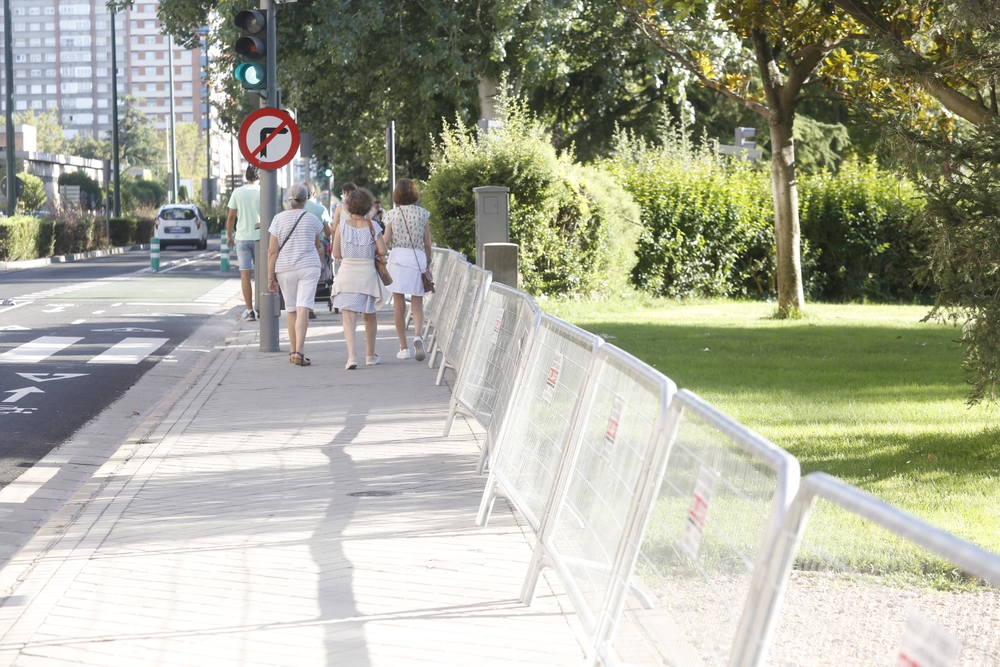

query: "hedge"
left=424, top=96, right=640, bottom=296
left=0, top=214, right=107, bottom=261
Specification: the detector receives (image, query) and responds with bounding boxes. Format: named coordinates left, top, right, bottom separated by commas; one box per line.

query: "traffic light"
left=233, top=10, right=266, bottom=90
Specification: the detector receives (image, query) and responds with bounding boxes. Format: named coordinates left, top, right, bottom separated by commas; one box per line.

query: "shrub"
left=606, top=129, right=774, bottom=298
left=423, top=95, right=639, bottom=296
left=57, top=171, right=102, bottom=210
left=109, top=217, right=137, bottom=247
left=120, top=178, right=166, bottom=213
left=798, top=159, right=927, bottom=302
left=0, top=215, right=56, bottom=260
left=135, top=217, right=154, bottom=243
left=18, top=173, right=47, bottom=213
left=52, top=209, right=106, bottom=255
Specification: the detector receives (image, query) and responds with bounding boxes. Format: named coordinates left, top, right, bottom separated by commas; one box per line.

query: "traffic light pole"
left=257, top=0, right=279, bottom=353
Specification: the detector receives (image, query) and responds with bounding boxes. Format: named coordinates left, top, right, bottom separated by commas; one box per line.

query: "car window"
left=161, top=208, right=196, bottom=221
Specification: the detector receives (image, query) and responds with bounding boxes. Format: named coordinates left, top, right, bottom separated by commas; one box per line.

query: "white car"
left=154, top=204, right=209, bottom=250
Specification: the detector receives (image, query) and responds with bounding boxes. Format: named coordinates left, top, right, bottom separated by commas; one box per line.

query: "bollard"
left=150, top=237, right=160, bottom=272
left=220, top=230, right=230, bottom=272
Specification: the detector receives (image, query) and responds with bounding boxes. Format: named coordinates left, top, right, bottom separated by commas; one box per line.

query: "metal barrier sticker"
left=601, top=397, right=625, bottom=462
left=490, top=309, right=503, bottom=344
left=469, top=285, right=480, bottom=312
left=542, top=353, right=563, bottom=405
left=681, top=465, right=719, bottom=561
left=896, top=610, right=962, bottom=667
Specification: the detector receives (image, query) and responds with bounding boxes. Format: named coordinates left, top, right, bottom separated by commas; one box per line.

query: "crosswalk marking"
left=0, top=336, right=82, bottom=364
left=194, top=278, right=242, bottom=306
left=87, top=337, right=169, bottom=365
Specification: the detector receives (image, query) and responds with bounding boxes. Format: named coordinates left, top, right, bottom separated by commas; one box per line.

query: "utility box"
left=482, top=243, right=518, bottom=288
left=474, top=186, right=509, bottom=267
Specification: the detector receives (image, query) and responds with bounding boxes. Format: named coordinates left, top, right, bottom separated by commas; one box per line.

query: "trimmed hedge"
left=109, top=217, right=137, bottom=247
left=0, top=214, right=107, bottom=261
left=607, top=130, right=928, bottom=302
left=424, top=97, right=640, bottom=296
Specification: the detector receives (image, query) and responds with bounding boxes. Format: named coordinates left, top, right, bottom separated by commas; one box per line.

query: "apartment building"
left=0, top=0, right=204, bottom=138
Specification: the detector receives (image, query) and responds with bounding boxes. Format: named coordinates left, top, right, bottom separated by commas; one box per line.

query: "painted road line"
left=87, top=337, right=169, bottom=365
left=92, top=310, right=105, bottom=314
left=0, top=300, right=33, bottom=315
left=0, top=464, right=60, bottom=503
left=0, top=336, right=83, bottom=364
left=71, top=319, right=86, bottom=324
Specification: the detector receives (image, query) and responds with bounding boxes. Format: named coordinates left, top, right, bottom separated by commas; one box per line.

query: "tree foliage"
left=118, top=95, right=164, bottom=169
left=13, top=110, right=66, bottom=154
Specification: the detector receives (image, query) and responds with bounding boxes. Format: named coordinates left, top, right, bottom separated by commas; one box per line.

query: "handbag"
left=403, top=208, right=435, bottom=294
left=367, top=220, right=393, bottom=286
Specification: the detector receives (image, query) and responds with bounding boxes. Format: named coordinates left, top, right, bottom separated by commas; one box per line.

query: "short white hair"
left=286, top=183, right=309, bottom=208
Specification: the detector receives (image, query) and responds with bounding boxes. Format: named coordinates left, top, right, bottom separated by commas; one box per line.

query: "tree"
left=17, top=173, right=46, bottom=212
left=66, top=135, right=111, bottom=161
left=820, top=1, right=1000, bottom=402
left=117, top=95, right=164, bottom=169
left=615, top=0, right=868, bottom=316
left=12, top=109, right=66, bottom=154
left=173, top=123, right=206, bottom=184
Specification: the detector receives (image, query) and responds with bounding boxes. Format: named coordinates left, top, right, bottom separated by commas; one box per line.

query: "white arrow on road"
left=3, top=386, right=44, bottom=403
left=0, top=325, right=30, bottom=331
left=16, top=373, right=89, bottom=383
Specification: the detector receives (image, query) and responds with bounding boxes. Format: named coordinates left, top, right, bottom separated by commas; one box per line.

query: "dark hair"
left=341, top=182, right=357, bottom=196
left=346, top=187, right=374, bottom=216
left=245, top=165, right=259, bottom=182
left=392, top=178, right=419, bottom=206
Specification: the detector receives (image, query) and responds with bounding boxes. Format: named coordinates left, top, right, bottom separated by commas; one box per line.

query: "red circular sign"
left=238, top=107, right=301, bottom=170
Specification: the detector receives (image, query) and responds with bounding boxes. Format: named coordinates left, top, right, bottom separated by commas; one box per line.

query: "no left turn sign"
left=238, top=108, right=301, bottom=170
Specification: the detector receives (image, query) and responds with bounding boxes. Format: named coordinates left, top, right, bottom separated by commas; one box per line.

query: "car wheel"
left=199, top=239, right=208, bottom=251
left=158, top=241, right=168, bottom=250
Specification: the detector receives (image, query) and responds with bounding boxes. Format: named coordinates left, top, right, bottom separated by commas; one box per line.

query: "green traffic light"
left=324, top=169, right=332, bottom=177
left=234, top=62, right=266, bottom=89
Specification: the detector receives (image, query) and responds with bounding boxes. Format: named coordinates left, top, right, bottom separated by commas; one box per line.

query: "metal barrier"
left=434, top=265, right=492, bottom=386
left=520, top=344, right=677, bottom=661
left=412, top=247, right=454, bottom=334
left=603, top=389, right=800, bottom=667
left=744, top=472, right=1000, bottom=667
left=477, top=314, right=602, bottom=529
left=442, top=283, right=542, bottom=471
left=427, top=257, right=469, bottom=369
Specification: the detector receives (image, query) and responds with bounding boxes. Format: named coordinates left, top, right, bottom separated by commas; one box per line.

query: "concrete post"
left=482, top=243, right=517, bottom=288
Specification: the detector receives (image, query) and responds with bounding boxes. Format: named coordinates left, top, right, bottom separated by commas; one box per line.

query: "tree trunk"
left=478, top=77, right=498, bottom=121
left=768, top=113, right=805, bottom=316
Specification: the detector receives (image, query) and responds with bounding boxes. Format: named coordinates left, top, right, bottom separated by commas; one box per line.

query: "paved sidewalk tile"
left=0, top=310, right=587, bottom=666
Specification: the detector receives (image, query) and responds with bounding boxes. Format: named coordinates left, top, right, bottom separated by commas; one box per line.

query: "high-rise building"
left=0, top=0, right=204, bottom=138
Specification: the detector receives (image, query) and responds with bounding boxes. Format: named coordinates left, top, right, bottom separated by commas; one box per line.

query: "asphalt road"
left=0, top=239, right=240, bottom=488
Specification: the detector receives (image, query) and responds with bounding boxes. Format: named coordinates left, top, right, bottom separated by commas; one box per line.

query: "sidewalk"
left=0, top=311, right=586, bottom=666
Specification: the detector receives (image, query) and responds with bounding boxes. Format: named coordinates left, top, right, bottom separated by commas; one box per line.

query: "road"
left=0, top=240, right=241, bottom=488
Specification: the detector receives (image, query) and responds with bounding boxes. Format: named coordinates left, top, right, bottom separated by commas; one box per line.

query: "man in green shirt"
left=226, top=166, right=261, bottom=321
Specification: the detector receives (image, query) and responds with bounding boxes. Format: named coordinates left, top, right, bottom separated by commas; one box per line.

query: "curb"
left=0, top=244, right=151, bottom=272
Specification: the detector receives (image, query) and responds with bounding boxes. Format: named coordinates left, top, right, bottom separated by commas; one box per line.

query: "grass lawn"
left=543, top=297, right=1000, bottom=562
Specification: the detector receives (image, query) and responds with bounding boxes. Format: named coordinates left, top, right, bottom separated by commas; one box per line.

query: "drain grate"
left=347, top=490, right=398, bottom=497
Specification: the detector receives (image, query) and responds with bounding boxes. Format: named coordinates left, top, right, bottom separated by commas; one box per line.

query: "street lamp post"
left=200, top=26, right=211, bottom=206
left=110, top=10, right=121, bottom=217
left=167, top=36, right=179, bottom=202
left=4, top=0, right=16, bottom=216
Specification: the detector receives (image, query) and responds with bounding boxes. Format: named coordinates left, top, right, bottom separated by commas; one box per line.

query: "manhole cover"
left=347, top=490, right=397, bottom=497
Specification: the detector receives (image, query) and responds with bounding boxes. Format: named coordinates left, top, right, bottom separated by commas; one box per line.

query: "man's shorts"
left=236, top=240, right=255, bottom=271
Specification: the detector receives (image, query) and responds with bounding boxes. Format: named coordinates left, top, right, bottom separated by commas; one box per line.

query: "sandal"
left=291, top=351, right=311, bottom=366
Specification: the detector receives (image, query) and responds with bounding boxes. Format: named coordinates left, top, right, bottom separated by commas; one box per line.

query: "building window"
left=96, top=53, right=107, bottom=62
left=15, top=70, right=26, bottom=77
left=144, top=20, right=154, bottom=28
left=14, top=54, right=25, bottom=62
left=29, top=22, right=39, bottom=30
left=144, top=66, right=155, bottom=76
left=181, top=81, right=191, bottom=91
left=96, top=37, right=106, bottom=46
left=181, top=66, right=191, bottom=75
left=182, top=113, right=193, bottom=122
left=15, top=85, right=25, bottom=94
left=46, top=100, right=57, bottom=109
left=129, top=20, right=137, bottom=29
left=45, top=69, right=55, bottom=77
left=131, top=83, right=138, bottom=92
left=44, top=53, right=56, bottom=62
left=46, top=84, right=55, bottom=94
left=31, top=100, right=42, bottom=109
left=97, top=99, right=108, bottom=108
left=28, top=6, right=39, bottom=15
left=96, top=68, right=107, bottom=77
left=95, top=20, right=105, bottom=29
left=29, top=38, right=40, bottom=47
left=146, top=82, right=155, bottom=91
left=144, top=35, right=154, bottom=44
left=12, top=22, right=24, bottom=31
left=44, top=7, right=54, bottom=15
left=131, top=67, right=138, bottom=76
left=44, top=38, right=54, bottom=47
left=29, top=53, right=41, bottom=62
left=15, top=100, right=26, bottom=110
left=130, top=36, right=138, bottom=44
left=13, top=39, right=24, bottom=47
left=44, top=22, right=53, bottom=30
left=30, top=84, right=40, bottom=94
left=12, top=7, right=23, bottom=16
left=29, top=68, right=41, bottom=77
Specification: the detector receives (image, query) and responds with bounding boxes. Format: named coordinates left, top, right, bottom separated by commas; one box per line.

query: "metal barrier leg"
left=427, top=339, right=439, bottom=368
left=435, top=357, right=448, bottom=386
left=520, top=541, right=547, bottom=606
left=475, top=435, right=490, bottom=475
left=443, top=398, right=458, bottom=436
left=475, top=477, right=499, bottom=527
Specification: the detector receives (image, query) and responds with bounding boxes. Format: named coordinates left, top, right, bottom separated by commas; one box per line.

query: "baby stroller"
left=315, top=236, right=335, bottom=312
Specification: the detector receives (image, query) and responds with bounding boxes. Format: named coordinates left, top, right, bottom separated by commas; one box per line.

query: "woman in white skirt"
left=382, top=178, right=433, bottom=361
